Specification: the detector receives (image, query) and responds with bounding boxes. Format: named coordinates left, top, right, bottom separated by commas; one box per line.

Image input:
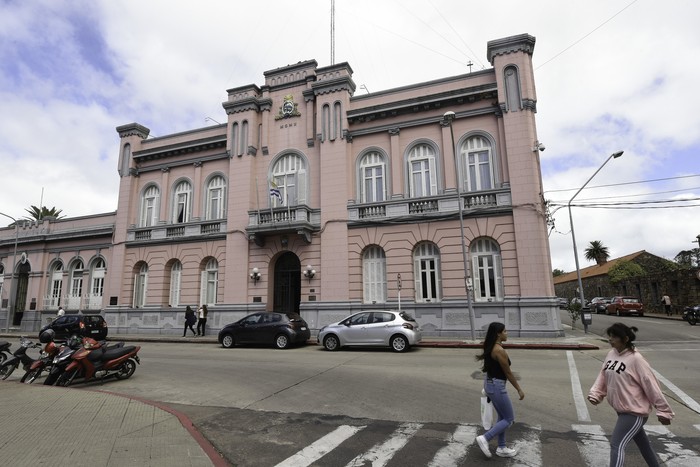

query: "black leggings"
left=183, top=322, right=196, bottom=336
left=197, top=318, right=207, bottom=336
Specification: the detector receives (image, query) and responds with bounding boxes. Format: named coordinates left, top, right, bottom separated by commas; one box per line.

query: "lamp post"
left=442, top=111, right=476, bottom=340
left=568, top=151, right=624, bottom=333
left=0, top=212, right=19, bottom=332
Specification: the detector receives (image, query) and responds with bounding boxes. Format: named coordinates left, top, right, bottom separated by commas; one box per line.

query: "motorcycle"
left=55, top=337, right=140, bottom=387
left=20, top=329, right=60, bottom=384
left=0, top=336, right=42, bottom=380
left=43, top=335, right=83, bottom=386
left=0, top=340, right=11, bottom=365
left=683, top=305, right=699, bottom=325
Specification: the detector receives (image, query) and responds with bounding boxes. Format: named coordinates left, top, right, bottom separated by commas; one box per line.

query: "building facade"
left=1, top=33, right=562, bottom=338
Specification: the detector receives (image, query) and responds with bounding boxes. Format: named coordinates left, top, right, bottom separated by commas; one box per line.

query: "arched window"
left=200, top=258, right=218, bottom=306
left=169, top=261, right=182, bottom=307
left=471, top=238, right=503, bottom=302
left=48, top=262, right=63, bottom=309
left=271, top=153, right=307, bottom=207
left=172, top=180, right=192, bottom=224
left=140, top=185, right=160, bottom=227
left=461, top=136, right=495, bottom=192
left=67, top=260, right=84, bottom=309
left=360, top=151, right=386, bottom=203
left=321, top=104, right=330, bottom=142
left=332, top=102, right=342, bottom=140
left=88, top=258, right=106, bottom=310
left=413, top=242, right=441, bottom=303
left=120, top=143, right=131, bottom=177
left=133, top=263, right=148, bottom=308
left=408, top=144, right=437, bottom=197
left=205, top=175, right=226, bottom=220
left=504, top=65, right=522, bottom=112
left=0, top=264, right=4, bottom=300
left=240, top=120, right=249, bottom=155
left=231, top=122, right=239, bottom=156
left=363, top=246, right=387, bottom=304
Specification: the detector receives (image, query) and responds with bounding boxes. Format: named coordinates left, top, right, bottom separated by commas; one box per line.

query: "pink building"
left=0, top=34, right=562, bottom=338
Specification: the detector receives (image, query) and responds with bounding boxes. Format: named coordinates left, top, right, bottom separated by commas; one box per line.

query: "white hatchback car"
left=317, top=310, right=421, bottom=353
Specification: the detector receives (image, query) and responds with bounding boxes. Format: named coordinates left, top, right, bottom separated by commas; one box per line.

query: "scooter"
left=0, top=336, right=42, bottom=380
left=56, top=337, right=140, bottom=386
left=43, top=335, right=83, bottom=386
left=21, top=330, right=60, bottom=384
left=683, top=305, right=699, bottom=325
left=0, top=340, right=11, bottom=365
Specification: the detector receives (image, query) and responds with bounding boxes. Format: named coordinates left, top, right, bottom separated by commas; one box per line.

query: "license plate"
left=301, top=327, right=307, bottom=330
left=91, top=330, right=99, bottom=333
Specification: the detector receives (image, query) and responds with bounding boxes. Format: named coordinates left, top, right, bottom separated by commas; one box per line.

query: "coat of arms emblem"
left=275, top=94, right=300, bottom=120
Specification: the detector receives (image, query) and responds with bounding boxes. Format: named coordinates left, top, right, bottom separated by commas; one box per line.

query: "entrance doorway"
left=12, top=262, right=30, bottom=326
left=273, top=252, right=301, bottom=314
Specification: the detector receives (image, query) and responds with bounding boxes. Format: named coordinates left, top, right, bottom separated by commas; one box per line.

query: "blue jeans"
left=483, top=377, right=515, bottom=448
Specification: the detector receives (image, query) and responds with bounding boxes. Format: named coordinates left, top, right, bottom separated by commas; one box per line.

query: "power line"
left=543, top=173, right=700, bottom=194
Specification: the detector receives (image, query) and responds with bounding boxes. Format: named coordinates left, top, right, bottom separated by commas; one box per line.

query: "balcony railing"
left=246, top=205, right=321, bottom=245
left=348, top=188, right=512, bottom=223
left=127, top=220, right=226, bottom=243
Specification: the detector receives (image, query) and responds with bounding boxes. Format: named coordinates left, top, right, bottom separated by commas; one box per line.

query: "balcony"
left=127, top=220, right=227, bottom=244
left=348, top=188, right=512, bottom=225
left=246, top=205, right=321, bottom=246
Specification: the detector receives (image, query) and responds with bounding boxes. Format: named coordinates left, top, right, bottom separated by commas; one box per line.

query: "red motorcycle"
left=56, top=337, right=141, bottom=386
left=21, top=329, right=60, bottom=383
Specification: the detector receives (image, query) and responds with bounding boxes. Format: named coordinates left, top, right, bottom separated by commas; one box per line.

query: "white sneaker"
left=475, top=435, right=492, bottom=458
left=496, top=446, right=518, bottom=458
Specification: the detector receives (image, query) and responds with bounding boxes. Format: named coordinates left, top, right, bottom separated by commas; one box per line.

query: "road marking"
left=653, top=369, right=700, bottom=414
left=644, top=425, right=700, bottom=467
left=572, top=424, right=610, bottom=467
left=275, top=425, right=366, bottom=467
left=345, top=422, right=422, bottom=467
left=567, top=351, right=591, bottom=422
left=510, top=424, right=542, bottom=467
left=427, top=423, right=475, bottom=467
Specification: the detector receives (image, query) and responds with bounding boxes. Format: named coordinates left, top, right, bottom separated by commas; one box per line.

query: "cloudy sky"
left=1, top=0, right=699, bottom=272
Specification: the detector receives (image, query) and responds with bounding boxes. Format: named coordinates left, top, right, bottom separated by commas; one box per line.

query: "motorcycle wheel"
left=0, top=362, right=17, bottom=380
left=57, top=369, right=78, bottom=387
left=43, top=370, right=60, bottom=385
left=0, top=353, right=7, bottom=365
left=115, top=359, right=137, bottom=380
left=23, top=368, right=43, bottom=384
left=689, top=314, right=698, bottom=326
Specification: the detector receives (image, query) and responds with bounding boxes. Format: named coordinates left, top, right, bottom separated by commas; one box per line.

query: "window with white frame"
left=169, top=261, right=182, bottom=307
left=363, top=246, right=387, bottom=303
left=48, top=263, right=63, bottom=308
left=133, top=263, right=148, bottom=308
left=88, top=258, right=105, bottom=309
left=172, top=180, right=192, bottom=224
left=140, top=185, right=160, bottom=227
left=461, top=136, right=494, bottom=192
left=271, top=154, right=307, bottom=207
left=200, top=258, right=218, bottom=306
left=413, top=242, right=441, bottom=303
left=408, top=144, right=437, bottom=197
left=0, top=265, right=4, bottom=299
left=471, top=238, right=503, bottom=302
left=68, top=260, right=84, bottom=308
left=360, top=151, right=386, bottom=203
left=206, top=175, right=226, bottom=220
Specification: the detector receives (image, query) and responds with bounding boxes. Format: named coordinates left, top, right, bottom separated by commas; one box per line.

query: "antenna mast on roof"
left=330, top=0, right=335, bottom=65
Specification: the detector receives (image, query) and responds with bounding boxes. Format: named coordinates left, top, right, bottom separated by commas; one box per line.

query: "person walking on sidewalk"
left=196, top=304, right=208, bottom=336
left=474, top=322, right=525, bottom=459
left=588, top=323, right=674, bottom=467
left=183, top=306, right=197, bottom=337
left=661, top=294, right=672, bottom=316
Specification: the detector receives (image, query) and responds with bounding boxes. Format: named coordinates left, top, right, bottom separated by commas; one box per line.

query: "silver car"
left=317, top=310, right=421, bottom=353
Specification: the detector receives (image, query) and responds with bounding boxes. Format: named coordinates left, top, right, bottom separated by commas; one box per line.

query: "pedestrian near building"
left=196, top=304, right=208, bottom=336
left=661, top=294, right=672, bottom=316
left=183, top=306, right=196, bottom=337
left=588, top=323, right=673, bottom=467
left=474, top=322, right=525, bottom=459
left=57, top=306, right=65, bottom=317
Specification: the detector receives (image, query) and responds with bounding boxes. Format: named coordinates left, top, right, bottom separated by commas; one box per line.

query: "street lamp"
left=568, top=151, right=623, bottom=333
left=0, top=212, right=19, bottom=332
left=442, top=111, right=476, bottom=341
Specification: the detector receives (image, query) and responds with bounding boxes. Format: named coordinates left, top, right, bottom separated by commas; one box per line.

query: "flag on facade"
left=269, top=180, right=283, bottom=204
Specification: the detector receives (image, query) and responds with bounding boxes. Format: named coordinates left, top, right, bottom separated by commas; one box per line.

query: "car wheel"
left=638, top=312, right=644, bottom=317
left=323, top=335, right=340, bottom=351
left=221, top=333, right=235, bottom=349
left=390, top=335, right=409, bottom=353
left=274, top=334, right=290, bottom=349
left=688, top=315, right=697, bottom=326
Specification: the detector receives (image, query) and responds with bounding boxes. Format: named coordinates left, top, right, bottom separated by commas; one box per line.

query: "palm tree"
left=584, top=240, right=610, bottom=265
left=24, top=205, right=65, bottom=221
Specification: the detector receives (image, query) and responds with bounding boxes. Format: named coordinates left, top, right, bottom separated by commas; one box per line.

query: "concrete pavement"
left=0, top=311, right=684, bottom=466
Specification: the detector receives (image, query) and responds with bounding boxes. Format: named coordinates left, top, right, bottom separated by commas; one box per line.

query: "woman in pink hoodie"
left=588, top=323, right=674, bottom=467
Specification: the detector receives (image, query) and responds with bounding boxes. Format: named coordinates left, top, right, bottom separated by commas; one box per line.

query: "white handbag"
left=480, top=389, right=494, bottom=430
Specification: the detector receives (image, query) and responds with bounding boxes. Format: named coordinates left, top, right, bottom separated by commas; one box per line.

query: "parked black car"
left=588, top=297, right=611, bottom=314
left=40, top=314, right=108, bottom=341
left=218, top=311, right=310, bottom=349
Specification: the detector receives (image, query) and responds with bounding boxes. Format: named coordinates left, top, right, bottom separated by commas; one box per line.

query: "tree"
left=674, top=249, right=700, bottom=268
left=552, top=269, right=565, bottom=277
left=584, top=240, right=610, bottom=265
left=24, top=205, right=65, bottom=221
left=608, top=260, right=644, bottom=283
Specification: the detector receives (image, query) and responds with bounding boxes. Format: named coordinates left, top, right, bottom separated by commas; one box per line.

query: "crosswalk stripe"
left=653, top=369, right=700, bottom=414
left=427, top=423, right=476, bottom=467
left=567, top=351, right=591, bottom=422
left=644, top=425, right=700, bottom=467
left=345, top=422, right=422, bottom=467
left=572, top=424, right=610, bottom=467
left=275, top=425, right=366, bottom=467
left=509, top=424, right=542, bottom=467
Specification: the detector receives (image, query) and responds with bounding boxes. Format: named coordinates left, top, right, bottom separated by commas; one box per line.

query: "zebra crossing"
left=274, top=421, right=700, bottom=467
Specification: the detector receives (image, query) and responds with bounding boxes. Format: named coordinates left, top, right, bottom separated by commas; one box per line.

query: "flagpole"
left=255, top=177, right=261, bottom=222
left=286, top=192, right=290, bottom=221
left=269, top=180, right=274, bottom=223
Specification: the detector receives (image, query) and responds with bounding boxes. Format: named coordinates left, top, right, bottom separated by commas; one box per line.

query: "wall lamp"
left=303, top=265, right=316, bottom=281
left=249, top=267, right=261, bottom=283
